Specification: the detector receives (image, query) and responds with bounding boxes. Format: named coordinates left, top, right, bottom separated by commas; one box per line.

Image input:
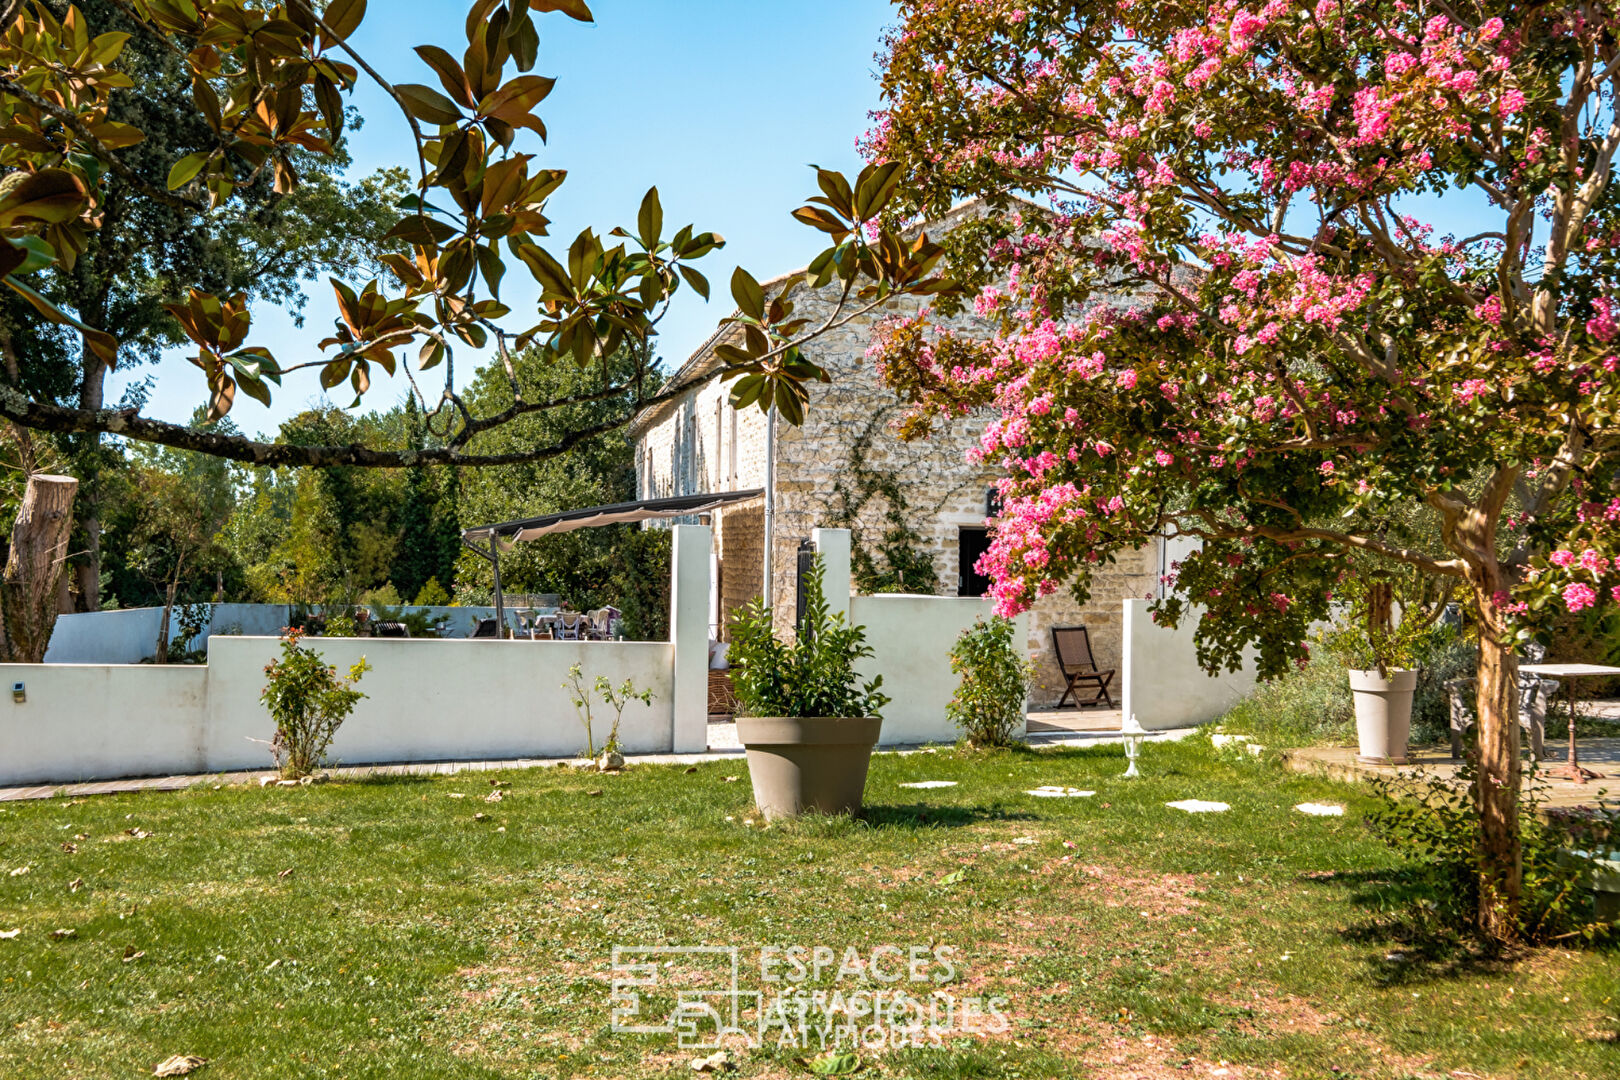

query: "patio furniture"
left=1052, top=625, right=1115, bottom=709
left=373, top=621, right=410, bottom=638
left=1518, top=662, right=1620, bottom=781
left=554, top=612, right=590, bottom=640
left=471, top=616, right=502, bottom=639
left=708, top=670, right=737, bottom=717
left=1446, top=675, right=1559, bottom=760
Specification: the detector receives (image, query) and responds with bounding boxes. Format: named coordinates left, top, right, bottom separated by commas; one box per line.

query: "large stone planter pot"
left=1349, top=668, right=1418, bottom=764
left=735, top=716, right=882, bottom=820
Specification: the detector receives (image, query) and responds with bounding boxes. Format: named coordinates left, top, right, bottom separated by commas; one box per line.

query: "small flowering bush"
left=946, top=616, right=1032, bottom=747
left=261, top=630, right=370, bottom=779
left=863, top=0, right=1620, bottom=942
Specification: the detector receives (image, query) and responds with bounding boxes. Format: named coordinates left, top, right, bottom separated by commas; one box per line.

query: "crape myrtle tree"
left=863, top=0, right=1620, bottom=943
left=0, top=0, right=958, bottom=649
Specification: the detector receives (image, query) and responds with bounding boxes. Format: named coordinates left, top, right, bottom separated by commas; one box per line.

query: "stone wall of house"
left=635, top=200, right=1152, bottom=705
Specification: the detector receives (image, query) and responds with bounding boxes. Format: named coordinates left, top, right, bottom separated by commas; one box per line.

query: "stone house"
left=629, top=203, right=1166, bottom=706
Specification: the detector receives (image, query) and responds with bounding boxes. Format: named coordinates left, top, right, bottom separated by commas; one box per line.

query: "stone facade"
left=631, top=203, right=1163, bottom=706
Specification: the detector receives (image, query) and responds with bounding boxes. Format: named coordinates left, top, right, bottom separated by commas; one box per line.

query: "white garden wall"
left=1, top=526, right=712, bottom=786
left=0, top=664, right=210, bottom=782
left=814, top=529, right=1027, bottom=746
left=1119, top=599, right=1258, bottom=730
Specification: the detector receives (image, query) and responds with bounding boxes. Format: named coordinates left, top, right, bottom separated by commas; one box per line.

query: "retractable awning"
left=461, top=488, right=764, bottom=549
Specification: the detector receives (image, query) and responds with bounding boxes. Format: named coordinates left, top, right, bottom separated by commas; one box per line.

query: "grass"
left=0, top=738, right=1614, bottom=1079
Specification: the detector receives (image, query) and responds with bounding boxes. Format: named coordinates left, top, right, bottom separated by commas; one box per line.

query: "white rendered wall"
left=1119, top=599, right=1257, bottom=730
left=851, top=594, right=1029, bottom=746
left=813, top=528, right=1028, bottom=747
left=3, top=529, right=715, bottom=785
left=204, top=636, right=675, bottom=771
left=0, top=664, right=210, bottom=783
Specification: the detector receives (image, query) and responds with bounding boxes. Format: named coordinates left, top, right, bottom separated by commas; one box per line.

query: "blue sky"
left=110, top=0, right=896, bottom=435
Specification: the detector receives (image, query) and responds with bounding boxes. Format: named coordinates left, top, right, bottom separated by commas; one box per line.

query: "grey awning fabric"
left=462, top=489, right=763, bottom=548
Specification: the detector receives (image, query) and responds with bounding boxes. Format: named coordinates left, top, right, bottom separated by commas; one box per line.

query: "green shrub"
left=1368, top=763, right=1615, bottom=944
left=413, top=577, right=451, bottom=607
left=1219, top=626, right=1472, bottom=748
left=946, top=616, right=1031, bottom=747
left=260, top=631, right=370, bottom=778
left=727, top=556, right=889, bottom=719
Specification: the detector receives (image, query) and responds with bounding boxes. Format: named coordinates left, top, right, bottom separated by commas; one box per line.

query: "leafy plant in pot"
left=1328, top=566, right=1452, bottom=764
left=727, top=556, right=890, bottom=819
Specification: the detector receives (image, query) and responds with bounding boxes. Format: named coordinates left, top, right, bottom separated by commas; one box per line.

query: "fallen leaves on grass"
left=125, top=827, right=153, bottom=839
left=689, top=1049, right=734, bottom=1072
left=49, top=928, right=75, bottom=940
left=474, top=813, right=489, bottom=822
left=585, top=790, right=603, bottom=798
left=60, top=842, right=76, bottom=853
left=153, top=1054, right=208, bottom=1076
left=485, top=790, right=503, bottom=803
left=723, top=775, right=740, bottom=783
left=122, top=946, right=145, bottom=963
left=0, top=928, right=20, bottom=940
left=277, top=868, right=294, bottom=880
left=68, top=878, right=82, bottom=892
left=9, top=865, right=30, bottom=876
left=802, top=1050, right=863, bottom=1074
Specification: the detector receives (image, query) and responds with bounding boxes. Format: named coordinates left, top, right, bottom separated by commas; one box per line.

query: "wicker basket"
left=707, top=670, right=737, bottom=717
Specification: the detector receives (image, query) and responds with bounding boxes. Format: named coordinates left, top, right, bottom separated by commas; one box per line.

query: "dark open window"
left=959, top=527, right=992, bottom=597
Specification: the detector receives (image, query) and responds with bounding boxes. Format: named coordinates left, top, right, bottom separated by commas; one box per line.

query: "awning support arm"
left=460, top=536, right=505, bottom=636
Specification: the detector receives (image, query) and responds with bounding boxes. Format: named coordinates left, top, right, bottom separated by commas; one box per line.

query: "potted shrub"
left=727, top=556, right=889, bottom=819
left=1330, top=570, right=1448, bottom=764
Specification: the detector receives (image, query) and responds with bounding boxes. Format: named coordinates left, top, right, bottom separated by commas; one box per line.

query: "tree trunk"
left=0, top=473, right=78, bottom=663
left=156, top=584, right=175, bottom=664
left=73, top=343, right=108, bottom=612
left=1472, top=595, right=1522, bottom=943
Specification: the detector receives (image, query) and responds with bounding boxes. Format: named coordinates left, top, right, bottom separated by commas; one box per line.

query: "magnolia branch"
left=0, top=76, right=203, bottom=215
left=0, top=376, right=696, bottom=469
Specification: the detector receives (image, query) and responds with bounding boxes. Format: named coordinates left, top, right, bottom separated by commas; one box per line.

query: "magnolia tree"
left=0, top=0, right=955, bottom=466
left=863, top=0, right=1620, bottom=942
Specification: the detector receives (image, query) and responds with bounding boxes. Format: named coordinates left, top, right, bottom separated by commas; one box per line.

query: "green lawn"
left=0, top=739, right=1613, bottom=1079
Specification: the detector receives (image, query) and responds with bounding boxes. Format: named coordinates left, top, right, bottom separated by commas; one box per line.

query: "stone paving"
left=1282, top=738, right=1620, bottom=812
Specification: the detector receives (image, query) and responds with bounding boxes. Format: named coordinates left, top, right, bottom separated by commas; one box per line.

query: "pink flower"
left=1549, top=549, right=1578, bottom=568
left=1499, top=88, right=1526, bottom=116
left=1319, top=461, right=1335, bottom=475
left=1154, top=449, right=1174, bottom=467
left=1563, top=582, right=1598, bottom=612
left=1580, top=549, right=1610, bottom=575
left=1116, top=368, right=1138, bottom=389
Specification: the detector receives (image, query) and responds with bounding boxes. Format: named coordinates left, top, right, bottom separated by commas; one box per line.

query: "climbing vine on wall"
left=826, top=416, right=944, bottom=595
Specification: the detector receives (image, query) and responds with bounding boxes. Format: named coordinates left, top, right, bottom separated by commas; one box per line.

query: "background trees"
left=865, top=0, right=1620, bottom=943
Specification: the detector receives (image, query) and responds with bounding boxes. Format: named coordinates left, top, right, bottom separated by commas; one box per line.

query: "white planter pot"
left=1349, top=668, right=1417, bottom=764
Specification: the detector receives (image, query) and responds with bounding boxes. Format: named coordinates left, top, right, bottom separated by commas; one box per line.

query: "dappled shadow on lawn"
left=1298, top=867, right=1521, bottom=986
left=846, top=802, right=1039, bottom=831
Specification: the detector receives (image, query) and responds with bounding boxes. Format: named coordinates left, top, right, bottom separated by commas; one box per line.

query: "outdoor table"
left=1519, top=662, right=1620, bottom=783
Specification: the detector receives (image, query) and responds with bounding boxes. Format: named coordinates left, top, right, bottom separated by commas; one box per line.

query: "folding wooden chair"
left=1051, top=625, right=1116, bottom=708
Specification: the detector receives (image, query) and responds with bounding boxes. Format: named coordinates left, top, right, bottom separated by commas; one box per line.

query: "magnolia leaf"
left=4, top=276, right=117, bottom=365
left=396, top=84, right=463, bottom=126
left=678, top=264, right=709, bottom=300
left=0, top=169, right=88, bottom=228
left=322, top=0, right=366, bottom=41
left=637, top=186, right=662, bottom=249
left=415, top=45, right=473, bottom=107
left=529, top=0, right=593, bottom=21
left=730, top=267, right=764, bottom=320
